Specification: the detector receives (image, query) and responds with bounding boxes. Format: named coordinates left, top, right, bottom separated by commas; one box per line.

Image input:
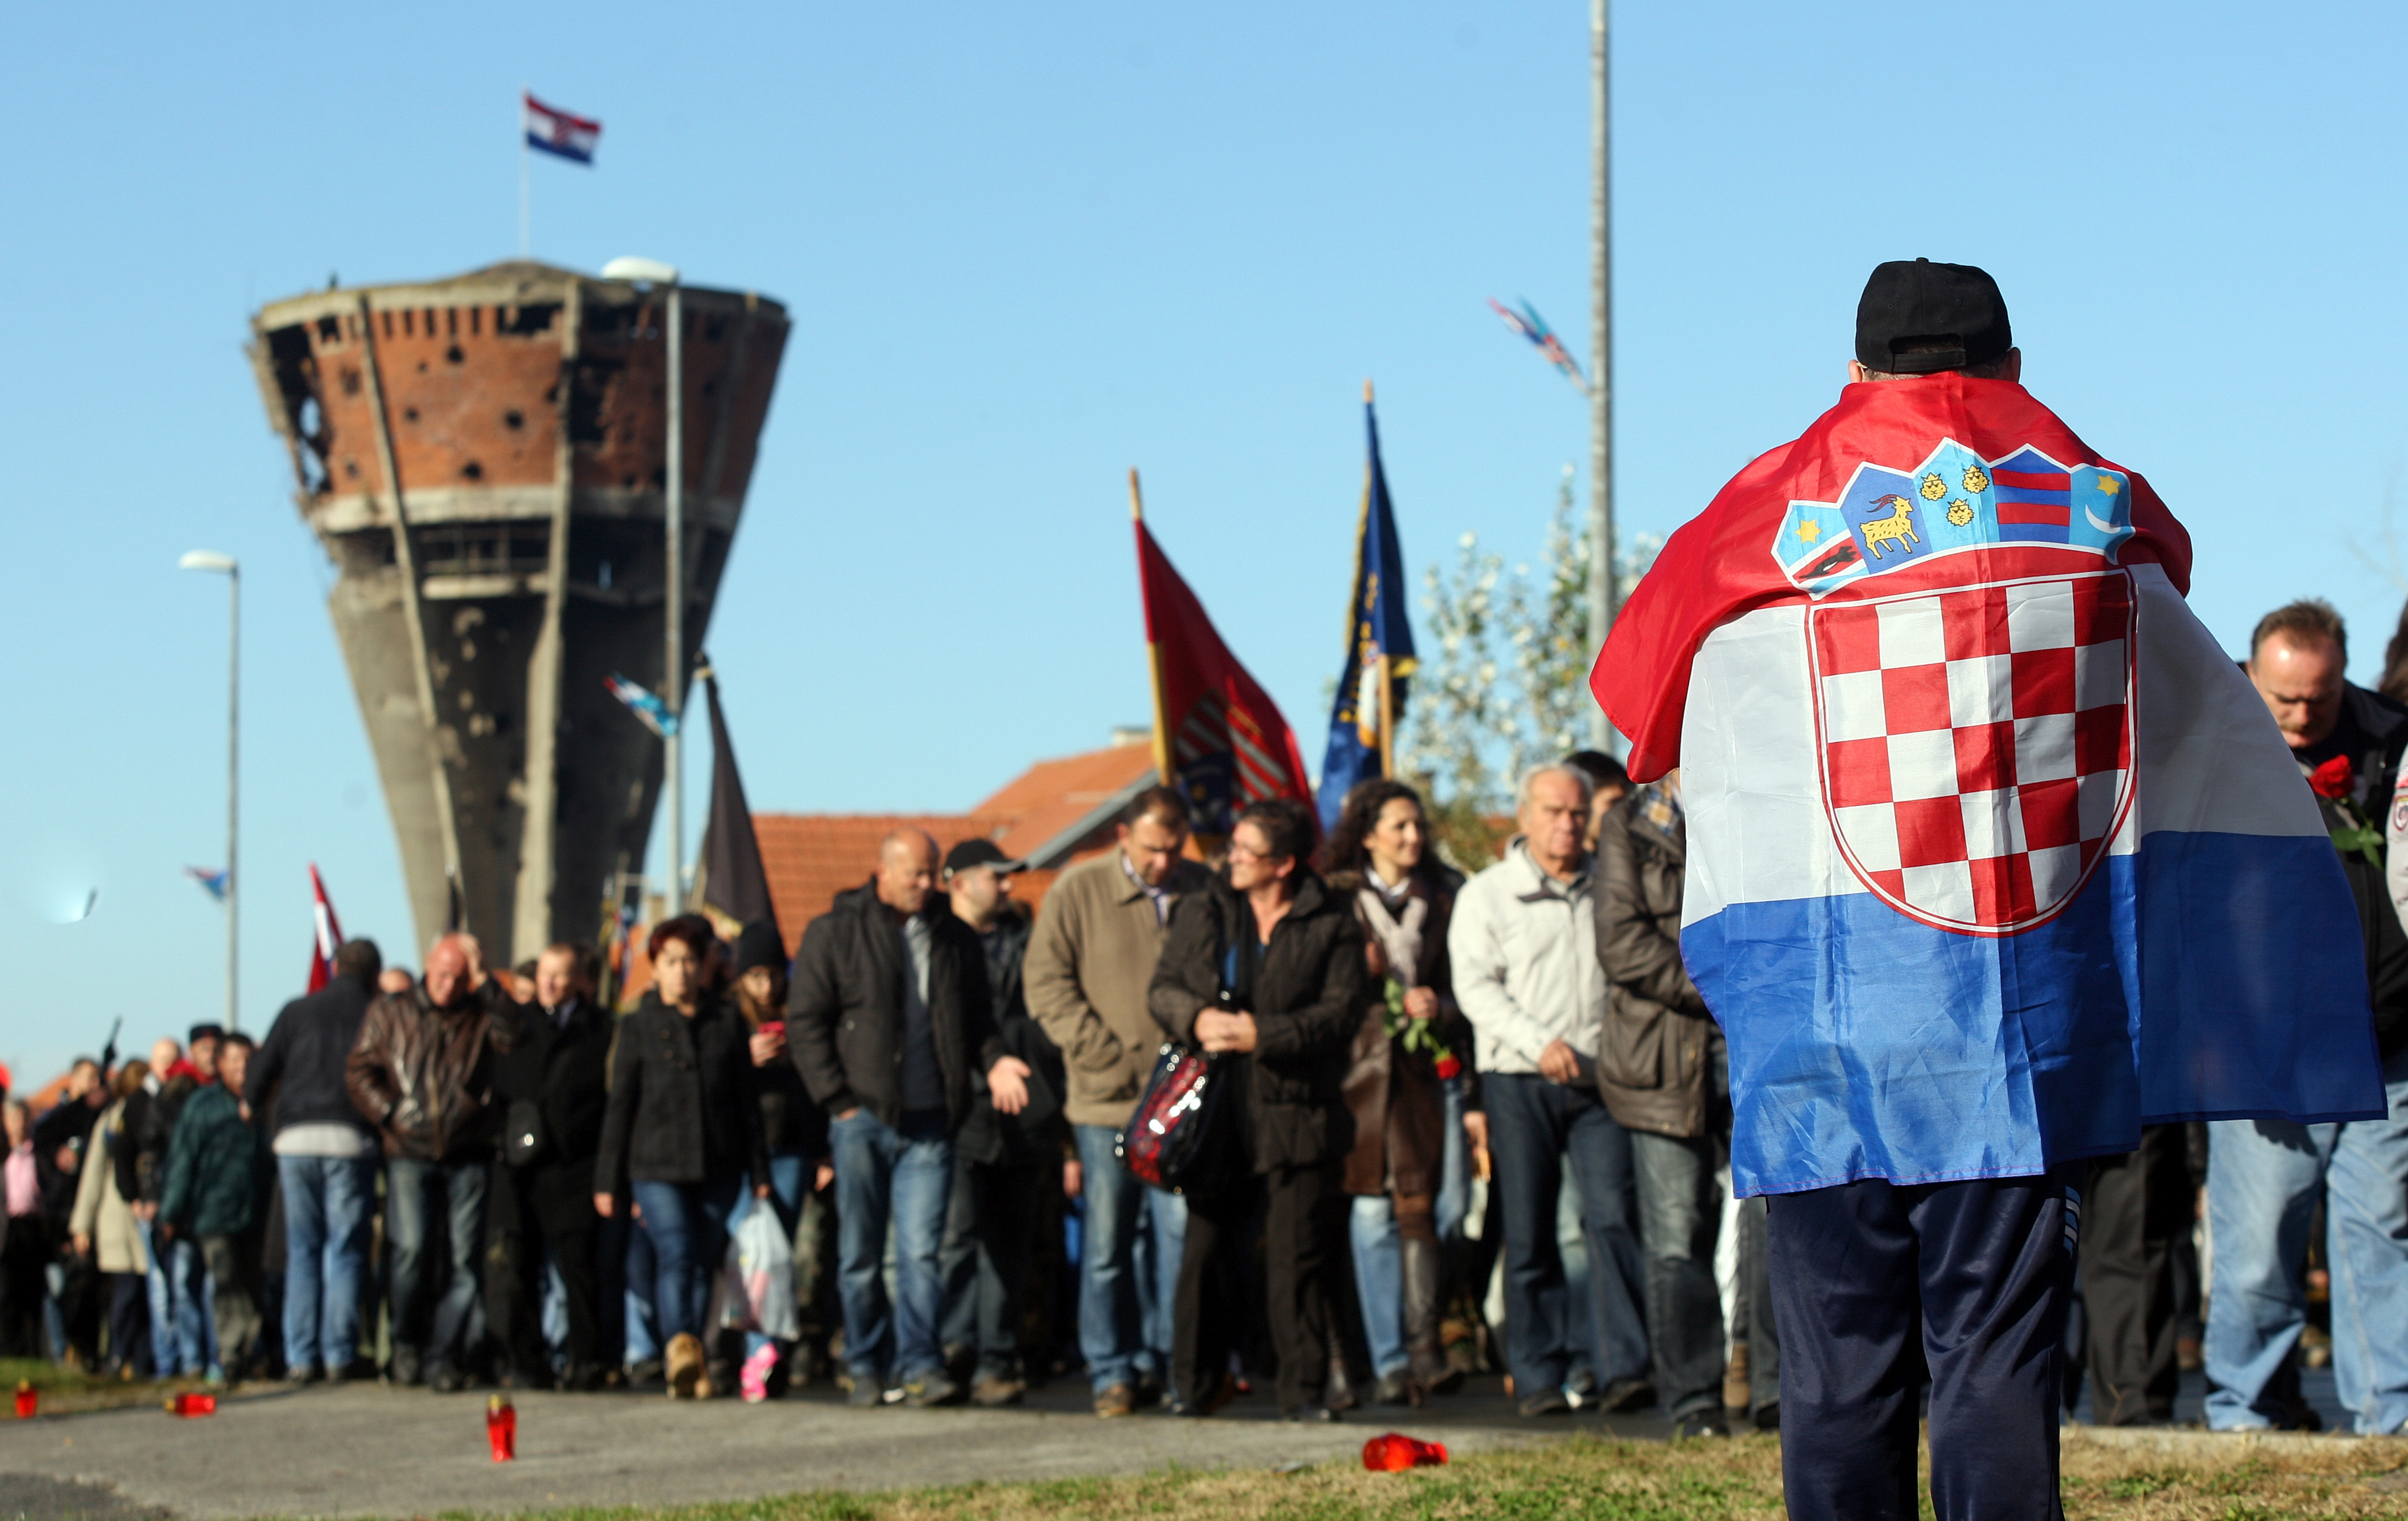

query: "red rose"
left=2310, top=755, right=2356, bottom=799
left=1434, top=1054, right=1462, bottom=1081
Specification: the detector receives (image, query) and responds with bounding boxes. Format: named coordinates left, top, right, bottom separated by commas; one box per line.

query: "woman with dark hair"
left=1323, top=779, right=1481, bottom=1405
left=595, top=914, right=770, bottom=1398
left=1149, top=797, right=1366, bottom=1420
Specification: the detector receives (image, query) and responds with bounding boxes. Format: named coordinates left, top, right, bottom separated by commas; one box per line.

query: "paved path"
left=0, top=1380, right=1640, bottom=1520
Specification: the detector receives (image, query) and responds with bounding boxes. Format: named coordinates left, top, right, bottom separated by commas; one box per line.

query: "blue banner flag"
left=1317, top=393, right=1418, bottom=832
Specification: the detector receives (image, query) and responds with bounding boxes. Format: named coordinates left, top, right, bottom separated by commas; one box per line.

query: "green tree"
left=1401, top=467, right=1659, bottom=869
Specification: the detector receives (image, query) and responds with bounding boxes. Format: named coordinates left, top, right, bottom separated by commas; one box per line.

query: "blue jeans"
left=632, top=1175, right=741, bottom=1345
left=1485, top=1072, right=1648, bottom=1398
left=278, top=1153, right=378, bottom=1375
left=832, top=1108, right=953, bottom=1384
left=1071, top=1122, right=1187, bottom=1392
left=2205, top=1045, right=2408, bottom=1435
left=621, top=1219, right=659, bottom=1365
left=1350, top=1196, right=1409, bottom=1377
left=732, top=1152, right=809, bottom=1357
left=143, top=1223, right=212, bottom=1376
left=1436, top=1077, right=1471, bottom=1244
left=385, top=1157, right=487, bottom=1367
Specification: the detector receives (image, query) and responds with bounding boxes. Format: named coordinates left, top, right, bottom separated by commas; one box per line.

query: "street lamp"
left=601, top=256, right=686, bottom=913
left=180, top=549, right=240, bottom=1031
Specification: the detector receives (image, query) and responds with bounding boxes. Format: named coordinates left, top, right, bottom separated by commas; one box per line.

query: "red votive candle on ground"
left=15, top=1381, right=34, bottom=1419
left=487, top=1394, right=517, bottom=1461
left=167, top=1392, right=217, bottom=1417
left=1361, top=1433, right=1448, bottom=1471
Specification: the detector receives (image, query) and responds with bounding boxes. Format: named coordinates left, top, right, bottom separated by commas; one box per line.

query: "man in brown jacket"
left=1024, top=786, right=1210, bottom=1417
left=1594, top=776, right=1762, bottom=1435
left=345, top=933, right=519, bottom=1391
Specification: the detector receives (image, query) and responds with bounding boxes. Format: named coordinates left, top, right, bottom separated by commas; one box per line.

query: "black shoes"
left=1673, top=1409, right=1731, bottom=1438
left=426, top=1363, right=468, bottom=1394
left=1283, top=1404, right=1342, bottom=1423
left=1374, top=1370, right=1419, bottom=1407
left=1595, top=1376, right=1657, bottom=1413
left=1518, top=1387, right=1573, bottom=1417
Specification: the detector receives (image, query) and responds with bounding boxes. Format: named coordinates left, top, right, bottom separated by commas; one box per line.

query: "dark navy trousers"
left=1767, top=1167, right=2080, bottom=1521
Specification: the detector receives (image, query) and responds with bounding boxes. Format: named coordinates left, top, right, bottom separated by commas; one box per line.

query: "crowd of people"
left=4, top=645, right=2399, bottom=1438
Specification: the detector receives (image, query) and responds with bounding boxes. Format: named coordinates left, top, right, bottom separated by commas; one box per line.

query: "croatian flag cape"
left=1593, top=375, right=2386, bottom=1197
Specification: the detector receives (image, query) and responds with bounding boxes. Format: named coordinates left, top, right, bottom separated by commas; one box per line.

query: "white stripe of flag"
left=525, top=92, right=601, bottom=164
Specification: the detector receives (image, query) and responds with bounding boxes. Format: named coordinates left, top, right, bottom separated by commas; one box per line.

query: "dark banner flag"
left=1317, top=387, right=1417, bottom=831
left=1131, top=471, right=1311, bottom=838
left=696, top=660, right=780, bottom=945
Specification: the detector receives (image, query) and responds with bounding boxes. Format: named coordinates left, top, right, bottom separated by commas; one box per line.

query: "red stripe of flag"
left=1992, top=469, right=2070, bottom=490
left=1997, top=502, right=2071, bottom=525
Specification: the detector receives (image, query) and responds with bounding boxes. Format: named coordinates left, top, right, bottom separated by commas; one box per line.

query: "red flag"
left=306, top=865, right=345, bottom=993
left=1135, top=513, right=1311, bottom=835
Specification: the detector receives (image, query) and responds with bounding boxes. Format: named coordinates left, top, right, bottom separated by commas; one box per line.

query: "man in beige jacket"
left=1025, top=785, right=1210, bottom=1417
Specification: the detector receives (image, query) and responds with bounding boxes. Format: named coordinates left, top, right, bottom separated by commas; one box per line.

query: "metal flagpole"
left=1130, top=469, right=1174, bottom=788
left=1586, top=0, right=1618, bottom=749
left=226, top=564, right=241, bottom=1031
left=664, top=276, right=686, bottom=914
left=519, top=87, right=531, bottom=258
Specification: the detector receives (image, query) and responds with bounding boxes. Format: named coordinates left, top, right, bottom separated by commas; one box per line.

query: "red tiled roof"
left=972, top=745, right=1160, bottom=862
left=747, top=739, right=1159, bottom=956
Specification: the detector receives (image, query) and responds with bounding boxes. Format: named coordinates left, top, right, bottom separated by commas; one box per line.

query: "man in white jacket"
left=1449, top=762, right=1648, bottom=1417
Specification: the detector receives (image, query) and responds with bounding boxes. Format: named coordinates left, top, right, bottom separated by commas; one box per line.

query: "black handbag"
left=1114, top=941, right=1247, bottom=1193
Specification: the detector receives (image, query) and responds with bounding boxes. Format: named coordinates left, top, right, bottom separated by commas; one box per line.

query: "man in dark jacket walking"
left=248, top=937, right=383, bottom=1382
left=935, top=838, right=1064, bottom=1406
left=488, top=943, right=611, bottom=1390
left=1595, top=780, right=1772, bottom=1435
left=2209, top=600, right=2408, bottom=1434
left=345, top=933, right=521, bottom=1391
left=161, top=1034, right=270, bottom=1382
left=787, top=829, right=1024, bottom=1407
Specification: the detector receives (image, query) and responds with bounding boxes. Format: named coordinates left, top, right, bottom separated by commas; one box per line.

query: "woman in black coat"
left=594, top=915, right=769, bottom=1398
left=1147, top=797, right=1366, bottom=1421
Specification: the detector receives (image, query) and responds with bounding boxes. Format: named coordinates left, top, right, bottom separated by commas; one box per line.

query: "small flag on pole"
left=1487, top=298, right=1588, bottom=393
left=524, top=92, right=601, bottom=165
left=605, top=673, right=678, bottom=738
left=306, top=865, right=345, bottom=994
left=1317, top=388, right=1418, bottom=831
left=184, top=867, right=228, bottom=902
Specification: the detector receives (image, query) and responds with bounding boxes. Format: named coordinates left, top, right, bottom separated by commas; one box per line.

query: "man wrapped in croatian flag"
left=1592, top=259, right=2386, bottom=1521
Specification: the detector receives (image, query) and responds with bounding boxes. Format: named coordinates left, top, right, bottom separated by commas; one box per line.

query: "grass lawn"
left=0, top=1355, right=217, bottom=1415
left=392, top=1431, right=2406, bottom=1521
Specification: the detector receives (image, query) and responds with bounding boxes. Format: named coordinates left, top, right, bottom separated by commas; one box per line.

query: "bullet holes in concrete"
left=447, top=345, right=465, bottom=365
left=504, top=410, right=525, bottom=431
left=461, top=461, right=485, bottom=481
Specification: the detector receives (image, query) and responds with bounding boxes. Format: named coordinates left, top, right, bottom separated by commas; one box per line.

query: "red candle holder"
left=14, top=1381, right=35, bottom=1419
left=166, top=1392, right=217, bottom=1417
left=1361, top=1433, right=1448, bottom=1471
left=486, top=1394, right=517, bottom=1462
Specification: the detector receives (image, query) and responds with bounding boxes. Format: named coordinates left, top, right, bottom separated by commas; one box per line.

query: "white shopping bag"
left=731, top=1202, right=799, bottom=1342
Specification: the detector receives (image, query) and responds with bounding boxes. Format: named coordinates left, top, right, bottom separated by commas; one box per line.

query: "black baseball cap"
left=1855, top=258, right=2012, bottom=375
left=943, top=838, right=1027, bottom=877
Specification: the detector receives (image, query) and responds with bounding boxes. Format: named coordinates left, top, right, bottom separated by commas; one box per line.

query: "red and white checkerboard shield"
left=1809, top=570, right=2135, bottom=934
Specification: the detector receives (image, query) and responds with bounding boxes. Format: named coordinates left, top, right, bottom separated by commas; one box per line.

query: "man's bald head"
left=423, top=933, right=480, bottom=1009
left=876, top=830, right=939, bottom=918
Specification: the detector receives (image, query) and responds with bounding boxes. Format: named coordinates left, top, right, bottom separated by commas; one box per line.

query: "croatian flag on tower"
left=524, top=92, right=601, bottom=164
left=306, top=864, right=344, bottom=994
left=1593, top=375, right=2387, bottom=1198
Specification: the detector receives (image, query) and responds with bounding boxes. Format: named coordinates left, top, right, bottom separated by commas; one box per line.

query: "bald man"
left=789, top=829, right=1026, bottom=1408
left=347, top=932, right=522, bottom=1392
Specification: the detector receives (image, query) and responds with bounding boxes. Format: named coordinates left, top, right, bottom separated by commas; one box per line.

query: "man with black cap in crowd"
left=935, top=838, right=1067, bottom=1405
left=1593, top=259, right=2386, bottom=1519
left=487, top=942, right=612, bottom=1389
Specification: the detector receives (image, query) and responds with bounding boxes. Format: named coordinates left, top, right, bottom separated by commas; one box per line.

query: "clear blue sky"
left=6, top=2, right=2407, bottom=1083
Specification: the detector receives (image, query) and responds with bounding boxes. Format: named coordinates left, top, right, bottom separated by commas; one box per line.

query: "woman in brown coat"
left=1324, top=780, right=1481, bottom=1405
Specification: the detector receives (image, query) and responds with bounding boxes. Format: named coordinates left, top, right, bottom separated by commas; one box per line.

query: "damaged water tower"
left=248, top=261, right=789, bottom=961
